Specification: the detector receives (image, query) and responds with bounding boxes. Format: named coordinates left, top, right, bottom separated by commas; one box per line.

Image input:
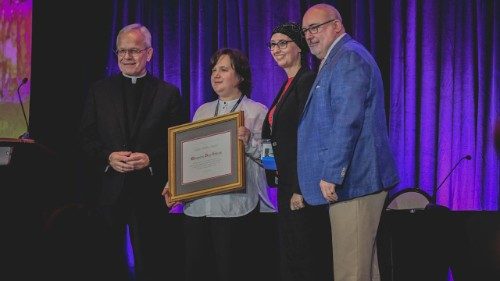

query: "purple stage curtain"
left=107, top=0, right=499, bottom=210
left=390, top=0, right=499, bottom=210
left=106, top=0, right=315, bottom=117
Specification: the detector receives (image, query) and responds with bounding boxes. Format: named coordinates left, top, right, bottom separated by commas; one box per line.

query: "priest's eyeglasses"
left=114, top=47, right=150, bottom=57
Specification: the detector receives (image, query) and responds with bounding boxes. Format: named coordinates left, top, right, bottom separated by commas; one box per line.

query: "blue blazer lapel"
left=302, top=77, right=319, bottom=119
left=301, top=34, right=352, bottom=117
left=319, top=34, right=352, bottom=73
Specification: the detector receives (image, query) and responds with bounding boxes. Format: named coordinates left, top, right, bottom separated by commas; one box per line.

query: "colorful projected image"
left=0, top=0, right=32, bottom=138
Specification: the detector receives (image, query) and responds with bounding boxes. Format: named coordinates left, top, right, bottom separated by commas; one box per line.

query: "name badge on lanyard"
left=261, top=139, right=277, bottom=170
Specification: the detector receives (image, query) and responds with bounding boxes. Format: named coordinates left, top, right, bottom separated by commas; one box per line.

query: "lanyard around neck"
left=214, top=94, right=244, bottom=117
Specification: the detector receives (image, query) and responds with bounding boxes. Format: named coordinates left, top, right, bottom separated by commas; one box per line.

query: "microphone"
left=16, top=77, right=30, bottom=139
left=426, top=154, right=472, bottom=210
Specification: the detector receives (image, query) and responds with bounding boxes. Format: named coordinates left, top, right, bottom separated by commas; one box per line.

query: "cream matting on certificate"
left=181, top=130, right=231, bottom=184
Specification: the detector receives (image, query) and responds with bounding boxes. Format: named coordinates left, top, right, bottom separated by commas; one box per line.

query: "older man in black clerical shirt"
left=79, top=23, right=185, bottom=281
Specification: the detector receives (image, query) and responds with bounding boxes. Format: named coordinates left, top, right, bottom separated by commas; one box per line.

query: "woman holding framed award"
left=164, top=48, right=275, bottom=281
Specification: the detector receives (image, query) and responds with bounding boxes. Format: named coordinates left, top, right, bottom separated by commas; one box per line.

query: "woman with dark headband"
left=262, top=22, right=333, bottom=281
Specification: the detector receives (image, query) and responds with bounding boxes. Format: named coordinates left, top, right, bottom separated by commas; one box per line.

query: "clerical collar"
left=122, top=72, right=147, bottom=84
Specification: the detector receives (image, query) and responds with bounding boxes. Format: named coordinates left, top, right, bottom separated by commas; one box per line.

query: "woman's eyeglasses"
left=267, top=40, right=293, bottom=50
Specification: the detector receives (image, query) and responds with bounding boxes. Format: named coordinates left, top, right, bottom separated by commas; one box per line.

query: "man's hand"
left=109, top=151, right=150, bottom=173
left=126, top=152, right=150, bottom=170
left=108, top=151, right=134, bottom=173
left=320, top=180, right=338, bottom=202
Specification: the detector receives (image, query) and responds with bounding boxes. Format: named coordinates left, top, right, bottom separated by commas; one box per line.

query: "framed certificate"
left=167, top=111, right=245, bottom=202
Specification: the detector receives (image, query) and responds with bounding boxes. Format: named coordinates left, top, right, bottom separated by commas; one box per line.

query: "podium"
left=0, top=137, right=58, bottom=219
left=0, top=138, right=57, bottom=278
left=0, top=138, right=55, bottom=199
left=1, top=137, right=50, bottom=161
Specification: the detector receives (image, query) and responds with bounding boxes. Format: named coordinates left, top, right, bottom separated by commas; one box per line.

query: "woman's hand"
left=162, top=182, right=180, bottom=208
left=237, top=126, right=251, bottom=145
left=290, top=193, right=305, bottom=211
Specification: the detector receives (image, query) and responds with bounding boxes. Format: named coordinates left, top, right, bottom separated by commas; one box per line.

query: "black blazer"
left=262, top=67, right=315, bottom=197
left=80, top=73, right=184, bottom=205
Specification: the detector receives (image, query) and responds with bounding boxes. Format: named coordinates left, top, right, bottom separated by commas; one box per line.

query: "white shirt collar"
left=122, top=72, right=147, bottom=84
left=217, top=96, right=241, bottom=115
left=319, top=33, right=347, bottom=71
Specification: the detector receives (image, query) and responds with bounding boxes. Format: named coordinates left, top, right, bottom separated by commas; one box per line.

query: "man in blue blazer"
left=298, top=4, right=399, bottom=280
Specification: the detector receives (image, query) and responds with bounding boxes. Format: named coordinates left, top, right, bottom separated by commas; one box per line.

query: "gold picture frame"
left=168, top=111, right=245, bottom=202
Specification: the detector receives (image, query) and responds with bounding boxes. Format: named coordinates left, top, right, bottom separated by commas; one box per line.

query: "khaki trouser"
left=329, top=190, right=387, bottom=281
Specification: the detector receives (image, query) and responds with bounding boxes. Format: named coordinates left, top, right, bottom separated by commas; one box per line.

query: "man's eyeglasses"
left=114, top=47, right=150, bottom=57
left=267, top=40, right=294, bottom=50
left=302, top=19, right=337, bottom=36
